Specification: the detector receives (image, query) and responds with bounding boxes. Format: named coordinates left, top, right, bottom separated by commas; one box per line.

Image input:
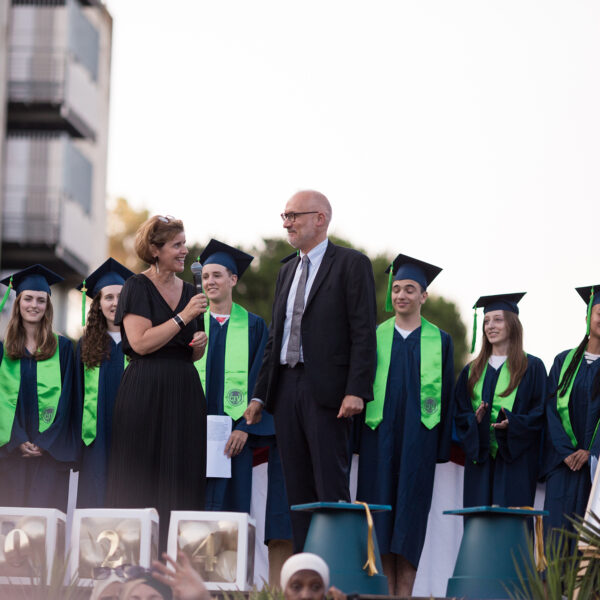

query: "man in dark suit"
left=244, top=190, right=377, bottom=551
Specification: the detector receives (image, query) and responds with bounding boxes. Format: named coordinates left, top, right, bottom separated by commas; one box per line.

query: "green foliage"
left=508, top=513, right=600, bottom=600
left=0, top=552, right=86, bottom=600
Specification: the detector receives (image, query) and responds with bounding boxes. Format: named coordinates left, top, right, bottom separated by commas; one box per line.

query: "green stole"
left=556, top=348, right=581, bottom=448
left=0, top=334, right=61, bottom=447
left=555, top=348, right=600, bottom=450
left=470, top=360, right=519, bottom=458
left=82, top=349, right=129, bottom=446
left=195, top=303, right=249, bottom=421
left=366, top=316, right=442, bottom=431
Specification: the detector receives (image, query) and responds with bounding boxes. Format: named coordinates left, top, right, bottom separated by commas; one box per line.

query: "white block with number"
left=69, top=508, right=159, bottom=585
left=167, top=511, right=256, bottom=591
left=0, top=507, right=66, bottom=584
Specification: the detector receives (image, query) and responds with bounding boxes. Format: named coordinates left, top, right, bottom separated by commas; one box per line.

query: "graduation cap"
left=78, top=258, right=133, bottom=300
left=199, top=239, right=253, bottom=279
left=0, top=264, right=63, bottom=312
left=470, top=292, right=526, bottom=353
left=77, top=258, right=134, bottom=326
left=575, top=285, right=600, bottom=336
left=384, top=254, right=442, bottom=312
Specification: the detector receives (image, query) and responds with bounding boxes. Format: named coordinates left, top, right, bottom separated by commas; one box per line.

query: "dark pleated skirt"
left=107, top=357, right=207, bottom=550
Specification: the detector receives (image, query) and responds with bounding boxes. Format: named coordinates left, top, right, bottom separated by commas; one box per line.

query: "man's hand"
left=243, top=399, right=263, bottom=425
left=19, top=442, right=42, bottom=458
left=564, top=449, right=590, bottom=471
left=224, top=430, right=248, bottom=458
left=337, top=395, right=364, bottom=418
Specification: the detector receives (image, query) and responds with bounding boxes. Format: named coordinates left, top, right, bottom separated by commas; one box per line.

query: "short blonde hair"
left=134, top=215, right=184, bottom=265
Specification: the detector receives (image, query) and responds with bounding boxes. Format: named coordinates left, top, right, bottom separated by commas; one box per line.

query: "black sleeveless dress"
left=107, top=274, right=206, bottom=549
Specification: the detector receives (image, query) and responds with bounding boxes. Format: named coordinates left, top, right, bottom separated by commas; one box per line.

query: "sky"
left=102, top=0, right=600, bottom=369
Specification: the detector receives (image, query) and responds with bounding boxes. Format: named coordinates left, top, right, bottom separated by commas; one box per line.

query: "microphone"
left=190, top=261, right=205, bottom=332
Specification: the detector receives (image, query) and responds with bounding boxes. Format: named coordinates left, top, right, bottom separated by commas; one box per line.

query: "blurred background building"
left=0, top=0, right=112, bottom=336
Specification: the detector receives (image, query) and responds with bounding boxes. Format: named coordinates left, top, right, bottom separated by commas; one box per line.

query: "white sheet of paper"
left=207, top=415, right=232, bottom=478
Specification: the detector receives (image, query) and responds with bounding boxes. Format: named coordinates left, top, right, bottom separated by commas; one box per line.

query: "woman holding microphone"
left=107, top=215, right=208, bottom=549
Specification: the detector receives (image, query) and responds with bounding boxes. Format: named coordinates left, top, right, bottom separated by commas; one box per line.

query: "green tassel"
left=470, top=306, right=478, bottom=353
left=587, top=286, right=595, bottom=337
left=0, top=276, right=13, bottom=312
left=385, top=263, right=394, bottom=313
left=197, top=255, right=200, bottom=262
left=81, top=280, right=87, bottom=327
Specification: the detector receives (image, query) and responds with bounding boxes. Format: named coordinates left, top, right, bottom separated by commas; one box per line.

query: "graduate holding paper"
left=543, top=285, right=600, bottom=533
left=196, top=240, right=270, bottom=512
left=357, top=254, right=454, bottom=597
left=455, top=293, right=546, bottom=509
left=75, top=258, right=133, bottom=507
left=196, top=240, right=293, bottom=577
left=0, top=265, right=76, bottom=512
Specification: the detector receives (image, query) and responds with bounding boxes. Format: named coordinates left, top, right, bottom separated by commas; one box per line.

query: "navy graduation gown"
left=0, top=336, right=76, bottom=512
left=455, top=354, right=546, bottom=508
left=543, top=351, right=600, bottom=533
left=356, top=326, right=454, bottom=569
left=76, top=337, right=125, bottom=508
left=204, top=311, right=270, bottom=512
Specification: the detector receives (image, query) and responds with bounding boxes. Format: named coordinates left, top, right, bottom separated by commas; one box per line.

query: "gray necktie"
left=286, top=255, right=309, bottom=367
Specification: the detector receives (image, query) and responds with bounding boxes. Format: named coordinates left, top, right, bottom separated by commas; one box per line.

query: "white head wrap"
left=280, top=552, right=330, bottom=590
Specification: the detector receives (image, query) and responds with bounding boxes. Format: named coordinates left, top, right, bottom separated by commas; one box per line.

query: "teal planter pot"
left=445, top=506, right=548, bottom=599
left=291, top=502, right=390, bottom=595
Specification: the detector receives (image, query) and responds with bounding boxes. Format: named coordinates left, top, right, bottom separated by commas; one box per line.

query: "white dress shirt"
left=279, top=238, right=329, bottom=364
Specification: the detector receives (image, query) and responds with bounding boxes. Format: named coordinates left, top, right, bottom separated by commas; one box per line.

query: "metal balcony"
left=7, top=47, right=97, bottom=139
left=2, top=134, right=94, bottom=277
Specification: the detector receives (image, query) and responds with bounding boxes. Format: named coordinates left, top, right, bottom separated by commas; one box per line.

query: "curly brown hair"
left=80, top=293, right=112, bottom=368
left=4, top=292, right=57, bottom=360
left=134, top=215, right=184, bottom=265
left=467, top=310, right=528, bottom=399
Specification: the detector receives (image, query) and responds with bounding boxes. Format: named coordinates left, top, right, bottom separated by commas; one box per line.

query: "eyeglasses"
left=280, top=211, right=318, bottom=223
left=157, top=215, right=175, bottom=223
left=93, top=564, right=150, bottom=580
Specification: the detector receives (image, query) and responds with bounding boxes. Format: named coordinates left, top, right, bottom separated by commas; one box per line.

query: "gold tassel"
left=354, top=501, right=378, bottom=576
left=533, top=513, right=547, bottom=571
left=510, top=506, right=547, bottom=572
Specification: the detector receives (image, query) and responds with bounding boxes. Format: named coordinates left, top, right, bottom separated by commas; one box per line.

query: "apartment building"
left=0, top=0, right=112, bottom=333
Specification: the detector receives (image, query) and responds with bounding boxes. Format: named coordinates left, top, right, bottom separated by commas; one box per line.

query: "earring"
left=155, top=260, right=160, bottom=274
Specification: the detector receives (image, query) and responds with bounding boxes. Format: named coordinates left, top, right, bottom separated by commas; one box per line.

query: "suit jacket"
left=253, top=241, right=377, bottom=412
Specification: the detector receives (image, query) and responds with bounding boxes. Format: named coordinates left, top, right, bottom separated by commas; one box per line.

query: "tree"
left=186, top=234, right=468, bottom=376
left=107, top=197, right=149, bottom=272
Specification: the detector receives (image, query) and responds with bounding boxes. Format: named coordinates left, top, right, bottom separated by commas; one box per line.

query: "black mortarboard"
left=385, top=254, right=442, bottom=290
left=77, top=258, right=134, bottom=299
left=199, top=239, right=253, bottom=278
left=576, top=285, right=600, bottom=308
left=575, top=285, right=600, bottom=336
left=0, top=264, right=63, bottom=296
left=474, top=292, right=526, bottom=315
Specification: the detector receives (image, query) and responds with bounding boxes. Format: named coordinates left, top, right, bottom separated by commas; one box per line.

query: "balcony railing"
left=8, top=47, right=66, bottom=104
left=8, top=46, right=97, bottom=139
left=2, top=186, right=61, bottom=245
